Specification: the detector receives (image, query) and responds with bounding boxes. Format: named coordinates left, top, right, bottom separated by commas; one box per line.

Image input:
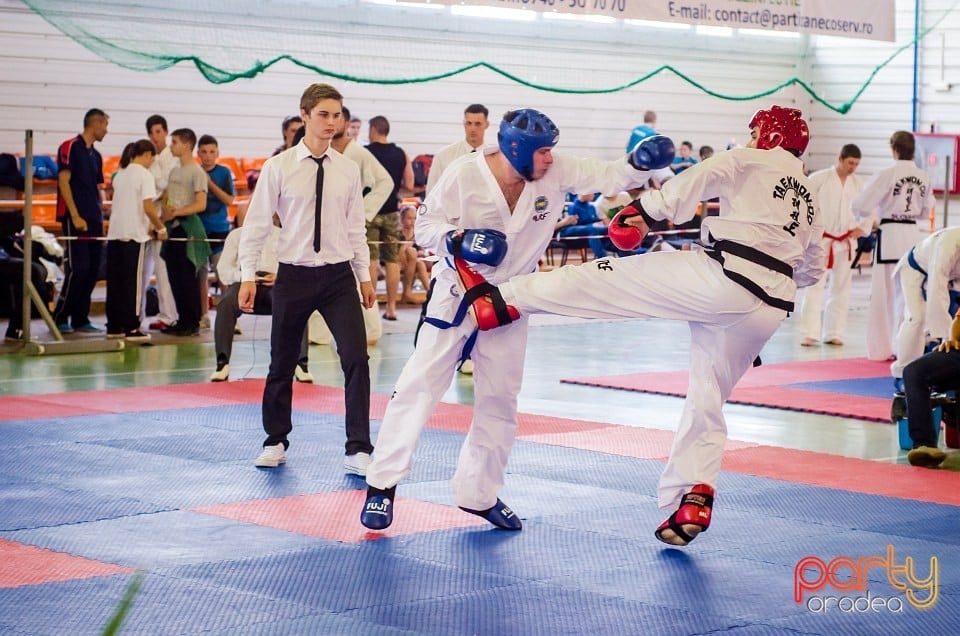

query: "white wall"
left=2, top=0, right=958, bottom=226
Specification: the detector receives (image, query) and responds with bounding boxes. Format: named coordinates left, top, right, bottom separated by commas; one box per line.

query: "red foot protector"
left=655, top=484, right=714, bottom=546
left=453, top=257, right=519, bottom=331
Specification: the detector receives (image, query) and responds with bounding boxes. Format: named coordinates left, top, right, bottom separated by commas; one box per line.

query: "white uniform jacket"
left=417, top=146, right=653, bottom=309
left=852, top=160, right=935, bottom=263
left=640, top=147, right=826, bottom=308
left=896, top=226, right=960, bottom=340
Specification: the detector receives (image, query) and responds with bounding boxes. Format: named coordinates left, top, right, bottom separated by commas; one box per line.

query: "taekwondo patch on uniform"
left=531, top=196, right=550, bottom=222
left=417, top=204, right=428, bottom=216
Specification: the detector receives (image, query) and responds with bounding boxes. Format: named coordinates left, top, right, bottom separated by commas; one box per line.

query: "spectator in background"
left=145, top=114, right=180, bottom=331
left=196, top=134, right=235, bottom=330
left=105, top=140, right=164, bottom=341
left=347, top=116, right=363, bottom=143
left=671, top=141, right=698, bottom=174
left=366, top=115, right=415, bottom=320
left=852, top=131, right=935, bottom=362
left=626, top=110, right=657, bottom=152
left=159, top=128, right=208, bottom=336
left=398, top=202, right=431, bottom=304
left=699, top=145, right=714, bottom=161
left=426, top=104, right=489, bottom=194
left=52, top=108, right=109, bottom=334
left=273, top=115, right=303, bottom=157
left=554, top=194, right=612, bottom=260
left=798, top=143, right=867, bottom=347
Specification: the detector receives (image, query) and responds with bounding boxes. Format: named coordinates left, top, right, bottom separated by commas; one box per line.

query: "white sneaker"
left=255, top=443, right=286, bottom=467
left=344, top=452, right=371, bottom=476
left=199, top=315, right=211, bottom=330
left=234, top=324, right=242, bottom=335
left=210, top=362, right=230, bottom=382
left=294, top=363, right=314, bottom=383
left=458, top=359, right=474, bottom=375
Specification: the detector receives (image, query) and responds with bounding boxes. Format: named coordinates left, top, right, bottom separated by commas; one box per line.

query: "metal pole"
left=22, top=130, right=33, bottom=342
left=942, top=155, right=951, bottom=228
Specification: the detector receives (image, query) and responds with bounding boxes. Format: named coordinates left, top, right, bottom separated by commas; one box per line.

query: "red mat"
left=561, top=358, right=893, bottom=422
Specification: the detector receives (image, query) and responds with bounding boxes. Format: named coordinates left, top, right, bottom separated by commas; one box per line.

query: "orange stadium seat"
left=219, top=157, right=247, bottom=194
left=241, top=157, right=266, bottom=173
left=101, top=155, right=122, bottom=187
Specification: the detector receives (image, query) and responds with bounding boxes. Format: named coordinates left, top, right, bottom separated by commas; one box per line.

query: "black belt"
left=704, top=236, right=795, bottom=312
left=879, top=218, right=917, bottom=225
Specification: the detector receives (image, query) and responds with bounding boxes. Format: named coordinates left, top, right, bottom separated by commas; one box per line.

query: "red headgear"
left=749, top=106, right=809, bottom=156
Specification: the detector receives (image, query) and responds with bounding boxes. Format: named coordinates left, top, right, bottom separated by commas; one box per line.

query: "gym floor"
left=1, top=271, right=958, bottom=634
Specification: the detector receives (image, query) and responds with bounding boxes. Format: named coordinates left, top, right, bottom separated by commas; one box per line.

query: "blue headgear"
left=497, top=109, right=559, bottom=181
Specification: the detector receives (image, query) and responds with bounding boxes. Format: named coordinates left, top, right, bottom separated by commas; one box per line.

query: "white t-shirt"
left=107, top=163, right=158, bottom=242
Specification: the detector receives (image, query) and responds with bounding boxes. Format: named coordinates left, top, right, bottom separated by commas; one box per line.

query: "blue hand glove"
left=629, top=135, right=676, bottom=171
left=446, top=229, right=508, bottom=266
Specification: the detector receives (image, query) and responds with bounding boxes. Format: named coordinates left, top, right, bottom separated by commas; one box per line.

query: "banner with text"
left=434, top=0, right=895, bottom=42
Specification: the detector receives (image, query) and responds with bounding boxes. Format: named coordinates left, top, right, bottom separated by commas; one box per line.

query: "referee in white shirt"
left=239, top=83, right=376, bottom=474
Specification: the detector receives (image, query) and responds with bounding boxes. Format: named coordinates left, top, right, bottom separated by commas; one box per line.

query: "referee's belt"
left=703, top=235, right=795, bottom=313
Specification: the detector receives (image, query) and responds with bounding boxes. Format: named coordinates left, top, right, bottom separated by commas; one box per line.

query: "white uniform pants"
left=366, top=281, right=529, bottom=511
left=500, top=250, right=786, bottom=509
left=866, top=262, right=903, bottom=361
left=891, top=266, right=927, bottom=378
left=142, top=239, right=178, bottom=324
left=798, top=238, right=855, bottom=342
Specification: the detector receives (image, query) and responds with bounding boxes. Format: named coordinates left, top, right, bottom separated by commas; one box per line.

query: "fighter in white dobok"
left=852, top=131, right=935, bottom=362
left=360, top=108, right=675, bottom=531
left=891, top=226, right=960, bottom=380
left=456, top=106, right=825, bottom=546
left=798, top=144, right=869, bottom=346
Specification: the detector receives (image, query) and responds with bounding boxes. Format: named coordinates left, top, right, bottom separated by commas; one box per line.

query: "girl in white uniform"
left=892, top=226, right=960, bottom=379
left=852, top=132, right=936, bottom=362
left=493, top=107, right=825, bottom=546
left=361, top=109, right=673, bottom=530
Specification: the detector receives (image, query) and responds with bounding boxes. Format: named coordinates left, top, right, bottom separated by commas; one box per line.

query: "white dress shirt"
left=218, top=226, right=281, bottom=286
left=238, top=141, right=370, bottom=283
left=149, top=146, right=178, bottom=194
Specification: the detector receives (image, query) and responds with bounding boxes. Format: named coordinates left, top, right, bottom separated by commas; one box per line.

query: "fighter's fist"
left=445, top=229, right=508, bottom=266
left=608, top=204, right=650, bottom=251
left=629, top=135, right=676, bottom=171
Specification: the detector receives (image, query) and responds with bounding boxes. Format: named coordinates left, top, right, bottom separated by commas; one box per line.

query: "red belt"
left=823, top=230, right=854, bottom=269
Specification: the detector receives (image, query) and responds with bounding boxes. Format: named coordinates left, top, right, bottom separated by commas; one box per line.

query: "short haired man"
left=798, top=143, right=868, bottom=347
left=347, top=116, right=362, bottom=142
left=626, top=110, right=657, bottom=152
left=159, top=128, right=209, bottom=336
left=447, top=106, right=825, bottom=546
left=853, top=131, right=936, bottom=362
left=425, top=103, right=489, bottom=193
left=360, top=108, right=674, bottom=532
left=240, top=83, right=376, bottom=474
left=144, top=114, right=180, bottom=330
left=196, top=134, right=236, bottom=329
left=52, top=108, right=109, bottom=334
left=366, top=115, right=415, bottom=320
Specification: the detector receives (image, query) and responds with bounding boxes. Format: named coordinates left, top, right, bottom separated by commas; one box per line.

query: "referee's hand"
left=238, top=281, right=257, bottom=313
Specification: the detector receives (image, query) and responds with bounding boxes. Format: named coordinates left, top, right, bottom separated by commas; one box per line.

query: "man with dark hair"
left=196, top=134, right=235, bottom=329
left=853, top=131, right=935, bottom=362
left=145, top=113, right=180, bottom=330
left=798, top=143, right=868, bottom=347
left=347, top=116, right=363, bottom=143
left=366, top=115, right=414, bottom=320
left=425, top=103, right=490, bottom=193
left=52, top=108, right=109, bottom=334
left=159, top=128, right=208, bottom=336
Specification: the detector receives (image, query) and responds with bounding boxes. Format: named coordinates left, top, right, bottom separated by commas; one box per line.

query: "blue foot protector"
left=361, top=485, right=396, bottom=530
left=459, top=498, right=522, bottom=530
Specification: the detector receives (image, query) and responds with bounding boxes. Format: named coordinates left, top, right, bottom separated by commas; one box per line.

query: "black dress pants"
left=262, top=261, right=371, bottom=455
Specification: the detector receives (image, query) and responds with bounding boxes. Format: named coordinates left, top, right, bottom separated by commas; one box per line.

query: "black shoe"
left=891, top=392, right=907, bottom=424
left=4, top=328, right=23, bottom=342
left=161, top=323, right=200, bottom=336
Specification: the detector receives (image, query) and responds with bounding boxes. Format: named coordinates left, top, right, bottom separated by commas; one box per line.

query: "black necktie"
left=312, top=156, right=325, bottom=252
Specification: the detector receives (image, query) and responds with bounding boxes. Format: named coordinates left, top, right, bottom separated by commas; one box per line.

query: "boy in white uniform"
left=852, top=131, right=935, bottom=362
left=360, top=109, right=675, bottom=531
left=798, top=143, right=868, bottom=346
left=457, top=106, right=825, bottom=546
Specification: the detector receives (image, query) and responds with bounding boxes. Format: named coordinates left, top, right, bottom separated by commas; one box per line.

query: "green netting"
left=22, top=0, right=960, bottom=114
